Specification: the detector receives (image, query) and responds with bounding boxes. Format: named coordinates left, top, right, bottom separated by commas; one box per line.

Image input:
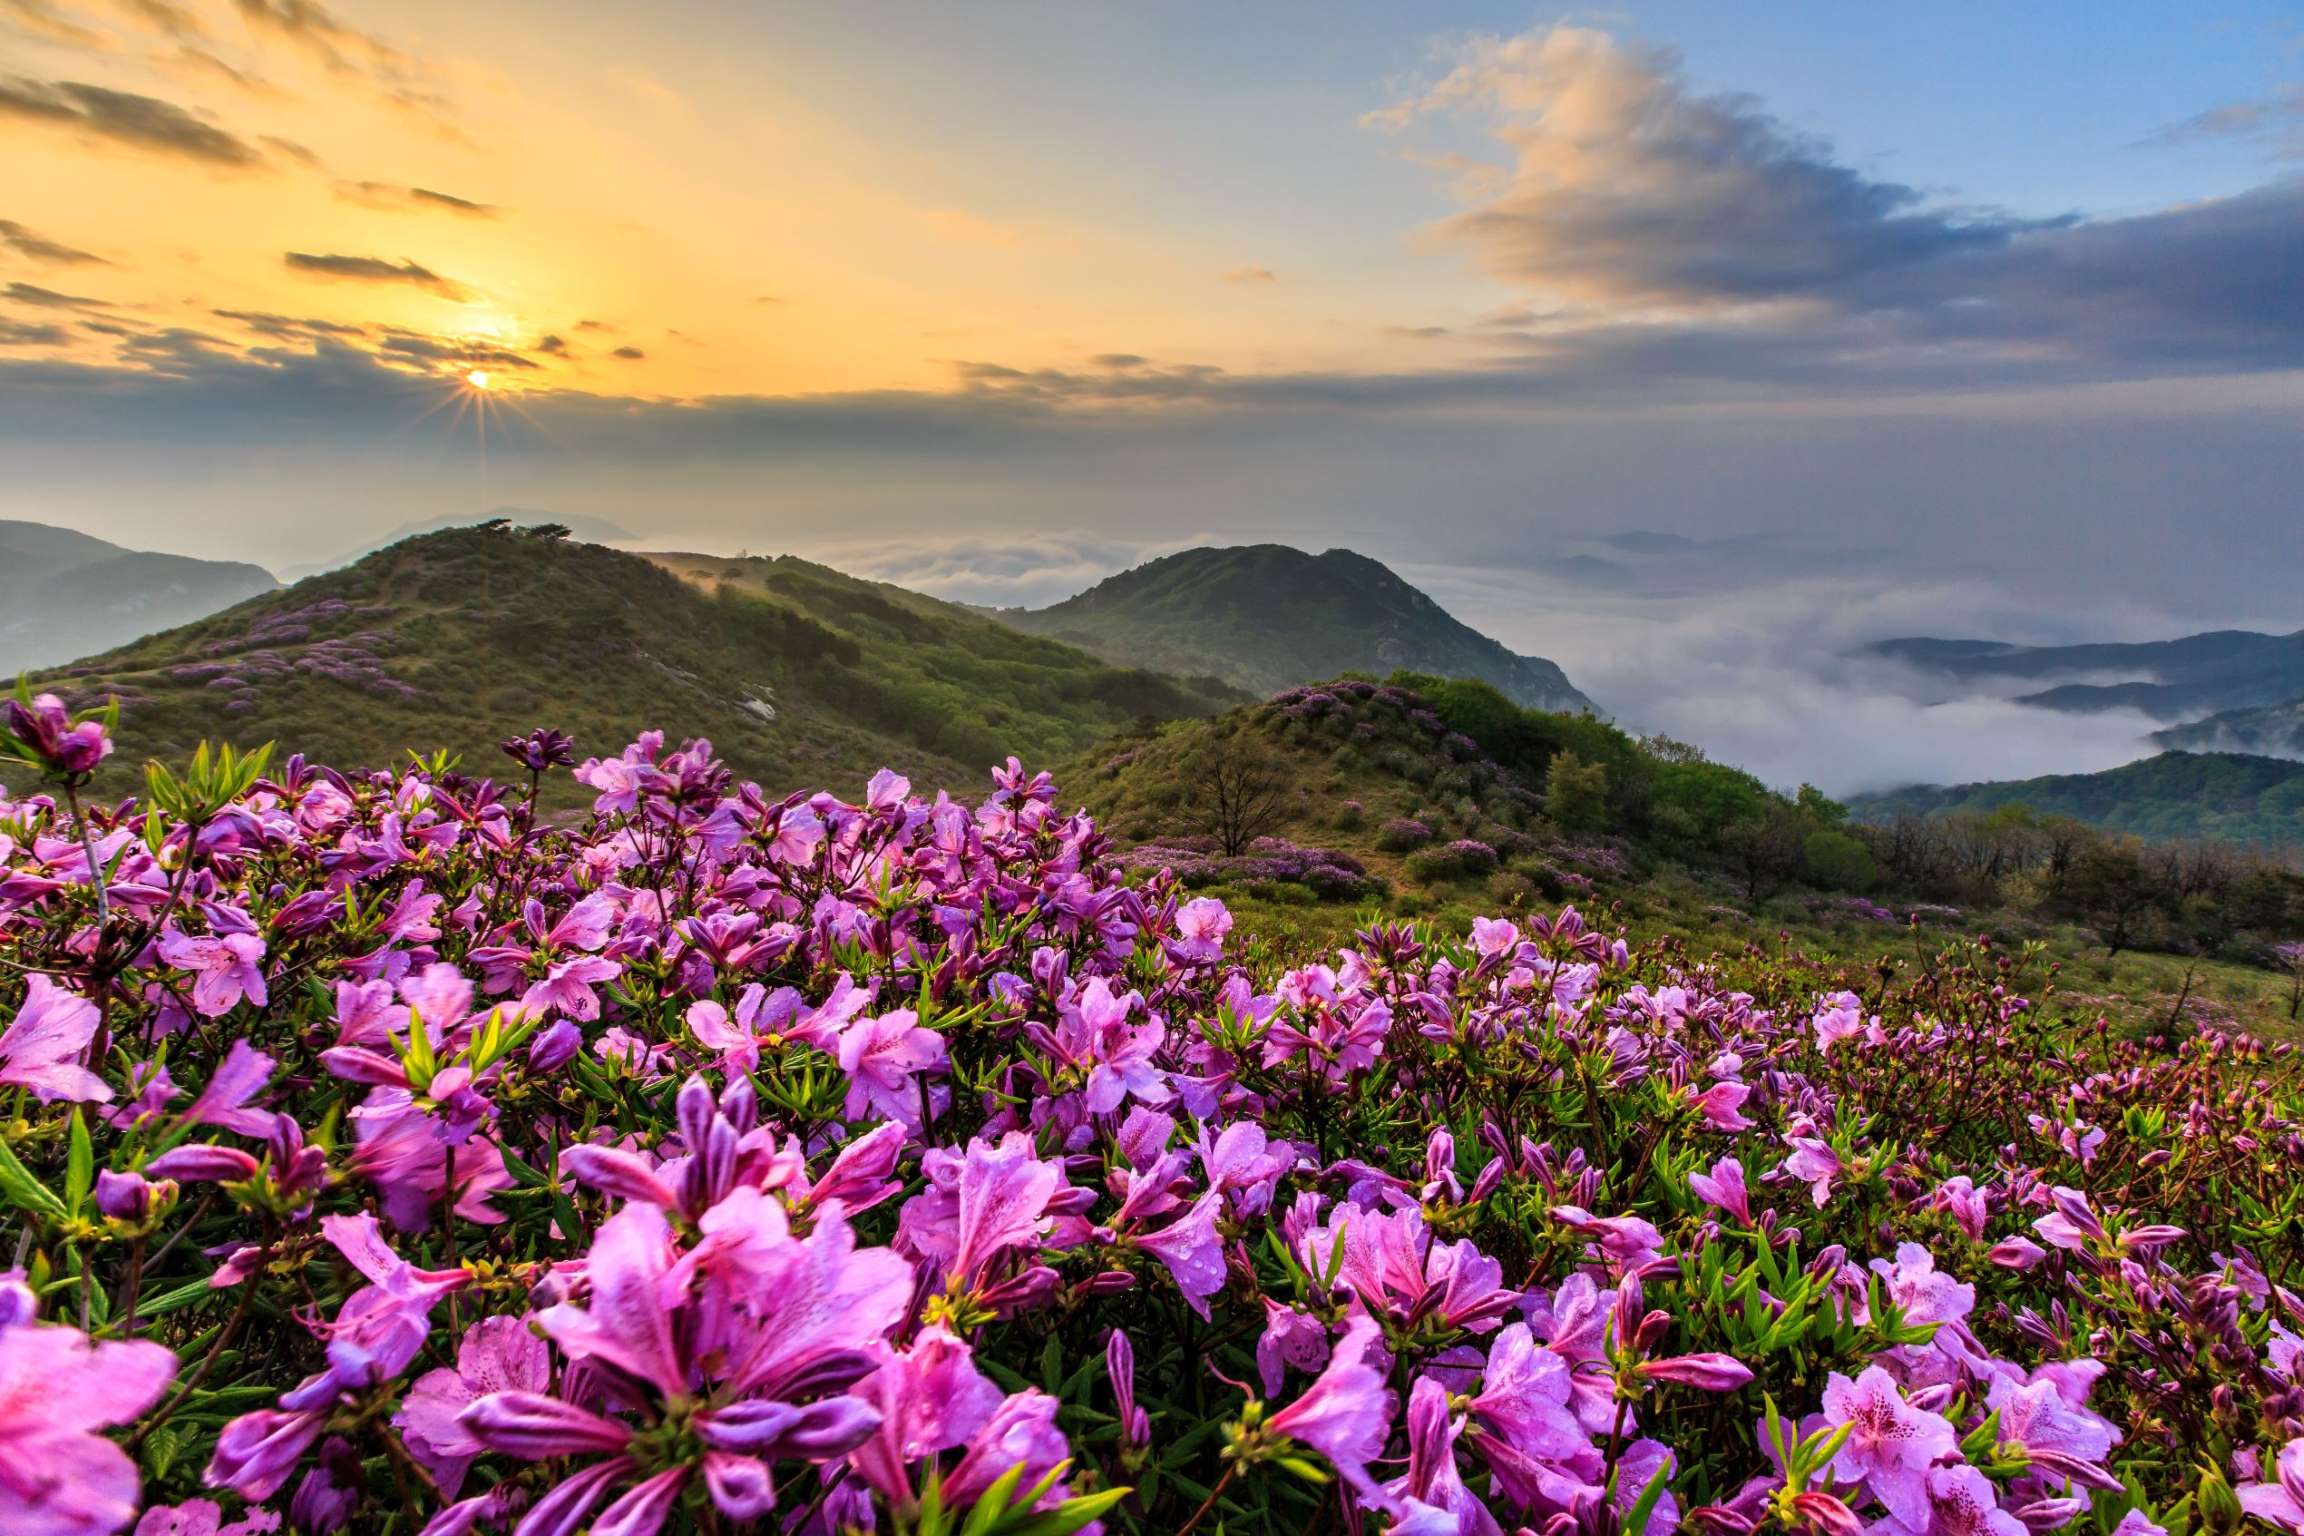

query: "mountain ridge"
left=2153, top=698, right=2304, bottom=762
left=1866, top=628, right=2304, bottom=719
left=0, top=520, right=278, bottom=675
left=993, top=543, right=1595, bottom=714
left=1848, top=750, right=2304, bottom=844
left=27, top=528, right=1241, bottom=801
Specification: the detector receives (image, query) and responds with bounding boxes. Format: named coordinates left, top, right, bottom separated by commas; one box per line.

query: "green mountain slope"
left=2153, top=698, right=2304, bottom=762
left=1867, top=629, right=2304, bottom=719
left=28, top=528, right=1241, bottom=801
left=0, top=520, right=277, bottom=674
left=1848, top=751, right=2304, bottom=843
left=994, top=544, right=1594, bottom=714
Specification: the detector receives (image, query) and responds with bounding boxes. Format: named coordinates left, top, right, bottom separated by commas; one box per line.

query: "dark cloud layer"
left=0, top=76, right=264, bottom=165
left=0, top=318, right=71, bottom=346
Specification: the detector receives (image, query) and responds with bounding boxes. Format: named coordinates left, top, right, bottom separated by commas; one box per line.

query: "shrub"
left=1377, top=815, right=1433, bottom=851
left=1403, top=836, right=1500, bottom=883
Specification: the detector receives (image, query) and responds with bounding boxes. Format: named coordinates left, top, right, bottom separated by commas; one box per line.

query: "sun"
left=465, top=369, right=493, bottom=391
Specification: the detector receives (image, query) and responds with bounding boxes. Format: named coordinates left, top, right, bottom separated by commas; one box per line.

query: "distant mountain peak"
left=994, top=543, right=1594, bottom=714
left=0, top=520, right=276, bottom=674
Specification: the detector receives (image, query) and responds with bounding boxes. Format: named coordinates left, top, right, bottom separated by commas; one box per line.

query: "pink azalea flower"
left=1874, top=1463, right=2027, bottom=1536
left=396, top=1315, right=550, bottom=1496
left=132, top=1501, right=280, bottom=1536
left=158, top=924, right=268, bottom=1017
left=1688, top=1156, right=1752, bottom=1224
left=847, top=1324, right=1007, bottom=1509
left=901, top=1131, right=1065, bottom=1294
left=1266, top=1315, right=1397, bottom=1510
left=1385, top=1375, right=1504, bottom=1536
left=0, top=972, right=111, bottom=1103
left=1469, top=1320, right=1594, bottom=1503
left=1135, top=1192, right=1226, bottom=1318
left=1812, top=991, right=1870, bottom=1052
left=1689, top=1078, right=1755, bottom=1131
left=519, top=953, right=621, bottom=1021
left=1818, top=1365, right=1959, bottom=1528
left=835, top=1008, right=947, bottom=1126
left=2239, top=1440, right=2304, bottom=1533
left=0, top=1311, right=177, bottom=1535
left=1869, top=1242, right=1976, bottom=1330
left=1780, top=1135, right=1845, bottom=1207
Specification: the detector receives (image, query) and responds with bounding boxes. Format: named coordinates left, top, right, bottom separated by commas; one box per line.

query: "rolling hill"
left=1848, top=751, right=2304, bottom=844
left=1866, top=628, right=2304, bottom=719
left=992, top=544, right=1594, bottom=714
left=26, top=527, right=1241, bottom=801
left=0, top=520, right=277, bottom=674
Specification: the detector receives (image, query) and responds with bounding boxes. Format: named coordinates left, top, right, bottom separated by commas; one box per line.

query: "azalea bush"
left=0, top=688, right=2300, bottom=1536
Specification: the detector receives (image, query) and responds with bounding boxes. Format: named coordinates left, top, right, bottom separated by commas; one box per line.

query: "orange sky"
left=2, top=0, right=1480, bottom=400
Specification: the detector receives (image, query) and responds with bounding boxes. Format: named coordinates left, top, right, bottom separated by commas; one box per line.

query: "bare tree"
left=1181, top=733, right=1292, bottom=856
left=2274, top=940, right=2304, bottom=1021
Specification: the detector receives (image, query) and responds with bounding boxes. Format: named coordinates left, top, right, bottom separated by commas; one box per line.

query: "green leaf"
left=0, top=1138, right=65, bottom=1220
left=958, top=1460, right=1029, bottom=1536
left=64, top=1107, right=93, bottom=1219
left=1006, top=1487, right=1132, bottom=1536
left=1623, top=1455, right=1675, bottom=1536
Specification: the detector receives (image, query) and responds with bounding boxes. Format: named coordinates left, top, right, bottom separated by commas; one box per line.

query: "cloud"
left=0, top=218, right=104, bottom=265
left=1373, top=25, right=2055, bottom=307
left=789, top=530, right=1209, bottom=609
left=1, top=0, right=105, bottom=47
left=0, top=318, right=71, bottom=346
left=261, top=135, right=322, bottom=167
left=611, top=345, right=644, bottom=360
left=2144, top=85, right=2304, bottom=158
left=1223, top=266, right=1278, bottom=283
left=4, top=280, right=110, bottom=310
left=162, top=47, right=279, bottom=97
left=375, top=332, right=538, bottom=370
left=118, top=0, right=208, bottom=39
left=0, top=76, right=266, bottom=165
left=212, top=308, right=369, bottom=339
left=282, top=251, right=471, bottom=299
left=335, top=181, right=503, bottom=218
left=1408, top=560, right=2177, bottom=796
left=534, top=333, right=568, bottom=355
left=229, top=0, right=460, bottom=133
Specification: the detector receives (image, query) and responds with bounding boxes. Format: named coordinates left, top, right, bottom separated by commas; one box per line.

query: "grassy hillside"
left=1849, top=750, right=2304, bottom=844
left=995, top=543, right=1594, bottom=713
left=0, top=519, right=276, bottom=673
left=1057, top=678, right=2304, bottom=1039
left=27, top=527, right=1240, bottom=802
